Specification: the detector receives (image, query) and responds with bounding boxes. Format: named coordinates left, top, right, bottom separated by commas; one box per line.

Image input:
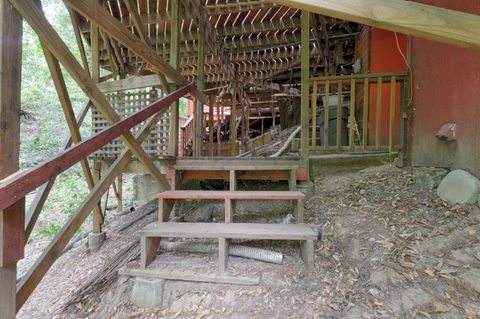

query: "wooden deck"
left=156, top=190, right=305, bottom=200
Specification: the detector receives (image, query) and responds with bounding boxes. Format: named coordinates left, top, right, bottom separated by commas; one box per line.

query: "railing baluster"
left=389, top=76, right=397, bottom=152
left=362, top=78, right=369, bottom=147
left=375, top=76, right=383, bottom=149
left=337, top=80, right=343, bottom=147
left=311, top=80, right=318, bottom=147
left=324, top=80, right=330, bottom=148
left=349, top=78, right=356, bottom=149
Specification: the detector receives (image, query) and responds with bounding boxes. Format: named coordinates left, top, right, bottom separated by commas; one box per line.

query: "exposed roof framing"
left=75, top=0, right=359, bottom=89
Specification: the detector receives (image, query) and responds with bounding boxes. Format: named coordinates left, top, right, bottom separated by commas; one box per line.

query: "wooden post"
left=389, top=76, right=396, bottom=152
left=195, top=17, right=205, bottom=156
left=230, top=83, right=237, bottom=156
left=375, top=77, right=383, bottom=149
left=0, top=1, right=23, bottom=316
left=168, top=0, right=180, bottom=156
left=349, top=79, right=356, bottom=149
left=209, top=95, right=214, bottom=156
left=216, top=103, right=221, bottom=155
left=324, top=80, right=330, bottom=148
left=300, top=11, right=310, bottom=159
left=362, top=78, right=370, bottom=147
left=311, top=80, right=318, bottom=147
left=92, top=161, right=102, bottom=233
left=116, top=174, right=123, bottom=213
left=337, top=80, right=343, bottom=147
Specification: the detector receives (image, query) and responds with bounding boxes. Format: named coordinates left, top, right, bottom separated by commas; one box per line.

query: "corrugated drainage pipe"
left=160, top=241, right=283, bottom=264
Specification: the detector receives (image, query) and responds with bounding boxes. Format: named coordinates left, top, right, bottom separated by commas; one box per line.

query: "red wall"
left=368, top=29, right=407, bottom=145
left=410, top=0, right=480, bottom=175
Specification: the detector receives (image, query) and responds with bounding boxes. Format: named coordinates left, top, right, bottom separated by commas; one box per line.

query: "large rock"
left=437, top=170, right=480, bottom=204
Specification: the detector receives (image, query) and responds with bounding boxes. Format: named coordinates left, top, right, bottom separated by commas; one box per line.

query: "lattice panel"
left=91, top=89, right=170, bottom=160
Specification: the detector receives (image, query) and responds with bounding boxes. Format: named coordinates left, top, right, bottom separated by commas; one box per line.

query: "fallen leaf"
left=401, top=261, right=416, bottom=269
left=447, top=259, right=461, bottom=267
left=433, top=303, right=450, bottom=313
left=424, top=268, right=437, bottom=277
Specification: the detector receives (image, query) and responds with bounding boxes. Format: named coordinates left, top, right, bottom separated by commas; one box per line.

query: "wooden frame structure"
left=1, top=0, right=480, bottom=316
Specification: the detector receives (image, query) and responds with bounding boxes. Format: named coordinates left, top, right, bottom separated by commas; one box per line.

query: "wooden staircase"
left=138, top=158, right=318, bottom=274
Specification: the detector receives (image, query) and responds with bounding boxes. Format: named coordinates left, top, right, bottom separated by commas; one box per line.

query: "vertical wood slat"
left=362, top=77, right=370, bottom=147
left=323, top=80, right=330, bottom=148
left=311, top=80, right=318, bottom=147
left=336, top=80, right=343, bottom=147
left=375, top=77, right=383, bottom=149
left=389, top=76, right=397, bottom=152
left=349, top=79, right=356, bottom=148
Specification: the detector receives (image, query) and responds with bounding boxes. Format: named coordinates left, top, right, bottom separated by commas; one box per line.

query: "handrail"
left=311, top=72, right=408, bottom=81
left=181, top=114, right=194, bottom=129
left=0, top=83, right=195, bottom=211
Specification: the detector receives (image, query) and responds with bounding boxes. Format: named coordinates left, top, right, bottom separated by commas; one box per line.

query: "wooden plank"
left=362, top=77, right=369, bottom=147
left=209, top=97, right=214, bottom=156
left=230, top=84, right=237, bottom=156
left=389, top=76, right=397, bottom=152
left=336, top=80, right=343, bottom=147
left=300, top=11, right=310, bottom=158
left=0, top=85, right=193, bottom=212
left=96, top=74, right=171, bottom=93
left=155, top=191, right=305, bottom=200
left=15, top=90, right=176, bottom=311
left=158, top=198, right=174, bottom=222
left=67, top=8, right=89, bottom=77
left=271, top=0, right=480, bottom=51
left=375, top=77, right=383, bottom=149
left=311, top=80, right=318, bottom=147
left=118, top=268, right=260, bottom=286
left=294, top=199, right=304, bottom=223
left=312, top=72, right=408, bottom=82
left=177, top=168, right=309, bottom=181
left=323, top=80, right=330, bottom=148
left=11, top=0, right=170, bottom=189
left=139, top=222, right=318, bottom=240
left=141, top=236, right=160, bottom=268
left=349, top=78, right=356, bottom=149
left=0, top=1, right=22, bottom=316
left=25, top=101, right=91, bottom=239
left=300, top=240, right=314, bottom=272
left=90, top=22, right=100, bottom=81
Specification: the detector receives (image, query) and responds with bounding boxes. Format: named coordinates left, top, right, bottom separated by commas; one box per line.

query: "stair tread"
left=139, top=222, right=317, bottom=240
left=156, top=190, right=305, bottom=200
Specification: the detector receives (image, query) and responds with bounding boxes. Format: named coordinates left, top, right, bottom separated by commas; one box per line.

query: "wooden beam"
left=25, top=101, right=91, bottom=240
left=67, top=7, right=90, bottom=77
left=0, top=84, right=194, bottom=212
left=63, top=0, right=204, bottom=101
left=96, top=74, right=172, bottom=93
left=0, top=0, right=23, bottom=316
left=230, top=84, right=237, bottom=156
left=42, top=48, right=104, bottom=230
left=16, top=86, right=181, bottom=311
left=11, top=0, right=169, bottom=189
left=271, top=0, right=480, bottom=51
left=300, top=11, right=310, bottom=159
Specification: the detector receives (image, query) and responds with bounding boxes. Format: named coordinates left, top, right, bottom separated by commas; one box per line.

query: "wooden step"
left=155, top=190, right=305, bottom=200
left=174, top=158, right=305, bottom=171
left=139, top=222, right=318, bottom=241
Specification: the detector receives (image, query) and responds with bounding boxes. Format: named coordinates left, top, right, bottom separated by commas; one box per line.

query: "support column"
left=194, top=17, right=205, bottom=156
left=230, top=83, right=237, bottom=156
left=300, top=11, right=310, bottom=159
left=0, top=1, right=23, bottom=316
left=209, top=95, right=214, bottom=156
left=168, top=0, right=180, bottom=156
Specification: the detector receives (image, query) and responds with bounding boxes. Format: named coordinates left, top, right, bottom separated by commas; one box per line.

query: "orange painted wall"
left=410, top=0, right=480, bottom=175
left=367, top=28, right=407, bottom=145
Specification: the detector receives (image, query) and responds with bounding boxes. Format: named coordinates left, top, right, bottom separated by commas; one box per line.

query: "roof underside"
left=77, top=0, right=360, bottom=94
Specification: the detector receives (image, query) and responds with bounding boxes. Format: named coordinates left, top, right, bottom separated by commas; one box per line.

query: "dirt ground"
left=17, top=164, right=480, bottom=319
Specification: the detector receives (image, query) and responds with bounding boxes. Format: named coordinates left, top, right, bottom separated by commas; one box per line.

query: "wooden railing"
left=310, top=72, right=409, bottom=153
left=180, top=115, right=194, bottom=156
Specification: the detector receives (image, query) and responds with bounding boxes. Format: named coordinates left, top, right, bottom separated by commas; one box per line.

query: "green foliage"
left=38, top=221, right=61, bottom=238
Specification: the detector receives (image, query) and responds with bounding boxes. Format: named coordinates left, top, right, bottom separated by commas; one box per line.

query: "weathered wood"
left=349, top=78, right=356, bottom=148
left=218, top=237, right=229, bottom=273
left=323, top=80, right=330, bottom=148
left=375, top=77, right=383, bottom=149
left=224, top=199, right=233, bottom=223
left=0, top=1, right=22, bottom=316
left=300, top=240, right=314, bottom=271
left=90, top=22, right=100, bottom=81
left=230, top=84, right=237, bottom=156
left=168, top=0, right=180, bottom=156
left=25, top=101, right=91, bottom=239
left=155, top=191, right=305, bottom=200
left=140, top=236, right=160, bottom=268
left=0, top=84, right=193, bottom=212
left=11, top=0, right=170, bottom=189
left=67, top=7, right=89, bottom=77
left=158, top=198, right=175, bottom=222
left=300, top=11, right=310, bottom=158
left=362, top=77, right=369, bottom=147
left=174, top=168, right=309, bottom=181
left=195, top=17, right=205, bottom=156
left=139, top=222, right=318, bottom=241
left=311, top=80, right=318, bottom=147
left=16, top=89, right=176, bottom=310
left=337, top=80, right=343, bottom=147
left=389, top=76, right=396, bottom=152
left=271, top=0, right=480, bottom=51
left=209, top=97, right=215, bottom=156
left=175, top=158, right=304, bottom=171
left=118, top=268, right=260, bottom=286
left=96, top=74, right=172, bottom=93
left=116, top=174, right=123, bottom=214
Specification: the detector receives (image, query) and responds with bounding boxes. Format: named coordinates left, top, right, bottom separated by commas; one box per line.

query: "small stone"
left=359, top=189, right=367, bottom=195
left=437, top=170, right=480, bottom=204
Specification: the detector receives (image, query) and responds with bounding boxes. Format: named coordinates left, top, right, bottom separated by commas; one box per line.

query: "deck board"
left=155, top=190, right=305, bottom=200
